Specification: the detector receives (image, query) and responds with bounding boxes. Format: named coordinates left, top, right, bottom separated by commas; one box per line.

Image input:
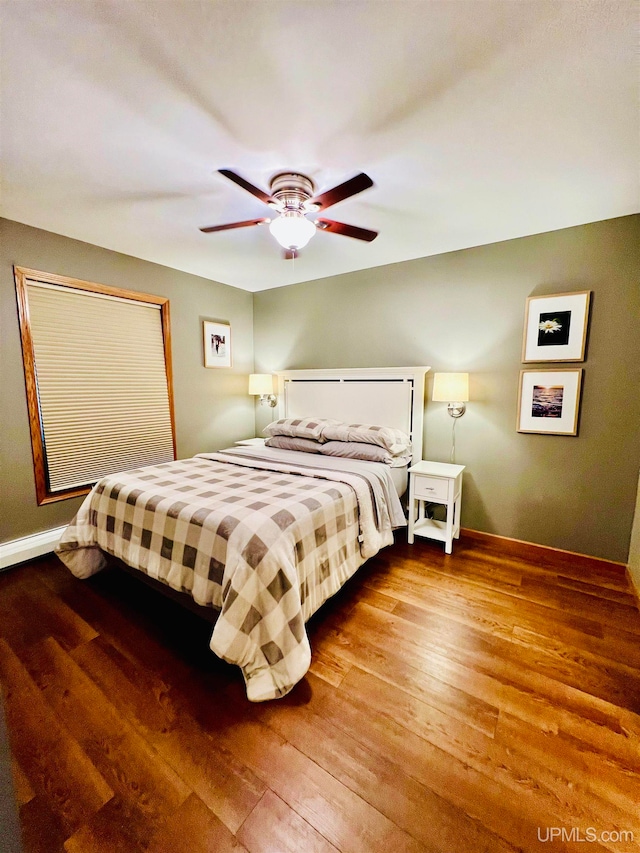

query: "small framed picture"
left=517, top=369, right=583, bottom=435
left=203, top=320, right=231, bottom=368
left=522, top=291, right=591, bottom=363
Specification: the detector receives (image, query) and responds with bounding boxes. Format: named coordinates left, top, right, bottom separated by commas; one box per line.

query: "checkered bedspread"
left=56, top=451, right=401, bottom=700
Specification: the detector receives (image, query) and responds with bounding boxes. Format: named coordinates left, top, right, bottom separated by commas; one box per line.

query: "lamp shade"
left=432, top=372, right=469, bottom=402
left=269, top=213, right=316, bottom=250
left=248, top=374, right=274, bottom=395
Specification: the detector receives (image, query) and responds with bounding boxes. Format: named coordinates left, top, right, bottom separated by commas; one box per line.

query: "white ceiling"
left=1, top=1, right=638, bottom=292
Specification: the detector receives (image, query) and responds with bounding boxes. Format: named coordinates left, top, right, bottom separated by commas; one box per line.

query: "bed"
left=55, top=367, right=429, bottom=700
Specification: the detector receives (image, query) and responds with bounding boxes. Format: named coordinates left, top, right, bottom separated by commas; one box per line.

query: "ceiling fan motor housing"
left=269, top=172, right=316, bottom=211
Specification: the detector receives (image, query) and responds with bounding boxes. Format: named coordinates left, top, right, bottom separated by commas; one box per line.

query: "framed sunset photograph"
left=517, top=369, right=583, bottom=435
left=522, top=291, right=591, bottom=362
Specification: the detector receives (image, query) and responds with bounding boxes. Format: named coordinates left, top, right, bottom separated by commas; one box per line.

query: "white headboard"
left=275, top=367, right=430, bottom=463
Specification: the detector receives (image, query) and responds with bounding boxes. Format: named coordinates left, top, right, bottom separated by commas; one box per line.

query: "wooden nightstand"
left=407, top=461, right=465, bottom=554
left=234, top=438, right=266, bottom=447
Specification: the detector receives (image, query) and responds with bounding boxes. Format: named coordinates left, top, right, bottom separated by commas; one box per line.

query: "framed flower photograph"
left=522, top=291, right=591, bottom=362
left=517, top=369, right=583, bottom=435
left=203, top=320, right=231, bottom=368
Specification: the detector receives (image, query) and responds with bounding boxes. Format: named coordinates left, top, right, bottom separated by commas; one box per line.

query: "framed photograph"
left=517, top=369, right=583, bottom=435
left=203, top=320, right=231, bottom=368
left=522, top=291, right=591, bottom=362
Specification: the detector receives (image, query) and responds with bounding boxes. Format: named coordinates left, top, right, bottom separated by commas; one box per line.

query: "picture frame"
left=517, top=369, right=583, bottom=435
left=522, top=290, right=591, bottom=363
left=203, top=320, right=232, bottom=368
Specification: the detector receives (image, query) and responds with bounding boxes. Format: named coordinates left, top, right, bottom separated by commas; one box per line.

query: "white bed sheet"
left=389, top=465, right=408, bottom=497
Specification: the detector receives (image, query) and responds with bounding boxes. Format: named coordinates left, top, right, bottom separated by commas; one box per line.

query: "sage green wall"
left=0, top=218, right=255, bottom=543
left=4, top=216, right=639, bottom=562
left=253, top=215, right=640, bottom=563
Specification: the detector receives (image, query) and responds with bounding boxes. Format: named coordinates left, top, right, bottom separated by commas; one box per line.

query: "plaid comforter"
left=56, top=449, right=402, bottom=701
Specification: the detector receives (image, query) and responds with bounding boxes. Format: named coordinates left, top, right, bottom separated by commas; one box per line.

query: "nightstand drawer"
left=414, top=476, right=449, bottom=501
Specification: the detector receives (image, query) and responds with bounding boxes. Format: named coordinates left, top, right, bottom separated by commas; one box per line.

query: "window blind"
left=26, top=280, right=175, bottom=493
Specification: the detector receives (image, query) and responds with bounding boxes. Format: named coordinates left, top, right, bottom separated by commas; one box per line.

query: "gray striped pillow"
left=265, top=436, right=323, bottom=453
left=320, top=422, right=411, bottom=455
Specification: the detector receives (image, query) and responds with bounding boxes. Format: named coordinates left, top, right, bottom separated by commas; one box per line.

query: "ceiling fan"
left=200, top=169, right=378, bottom=258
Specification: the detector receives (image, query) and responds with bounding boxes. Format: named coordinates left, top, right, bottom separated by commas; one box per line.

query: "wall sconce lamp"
left=432, top=372, right=470, bottom=463
left=249, top=373, right=277, bottom=407
left=432, top=372, right=469, bottom=418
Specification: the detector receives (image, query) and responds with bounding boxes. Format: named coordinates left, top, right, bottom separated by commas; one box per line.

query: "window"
left=15, top=267, right=176, bottom=505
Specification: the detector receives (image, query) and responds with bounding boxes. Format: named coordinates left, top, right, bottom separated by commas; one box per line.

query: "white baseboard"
left=0, top=526, right=67, bottom=571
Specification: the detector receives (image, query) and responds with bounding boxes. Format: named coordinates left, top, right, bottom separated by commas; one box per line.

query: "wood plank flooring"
left=1, top=533, right=639, bottom=853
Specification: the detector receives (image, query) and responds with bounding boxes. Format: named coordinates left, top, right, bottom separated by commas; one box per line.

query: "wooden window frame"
left=14, top=266, right=176, bottom=505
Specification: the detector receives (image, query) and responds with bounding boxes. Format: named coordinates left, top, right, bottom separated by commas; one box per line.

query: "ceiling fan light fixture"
left=269, top=212, right=316, bottom=250
left=202, top=169, right=377, bottom=254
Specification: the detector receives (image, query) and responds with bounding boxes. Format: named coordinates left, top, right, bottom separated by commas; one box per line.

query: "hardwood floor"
left=1, top=533, right=639, bottom=853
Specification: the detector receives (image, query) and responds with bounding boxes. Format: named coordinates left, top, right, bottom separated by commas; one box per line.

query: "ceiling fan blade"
left=218, top=169, right=274, bottom=205
left=199, top=218, right=269, bottom=233
left=316, top=218, right=378, bottom=242
left=310, top=173, right=374, bottom=211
